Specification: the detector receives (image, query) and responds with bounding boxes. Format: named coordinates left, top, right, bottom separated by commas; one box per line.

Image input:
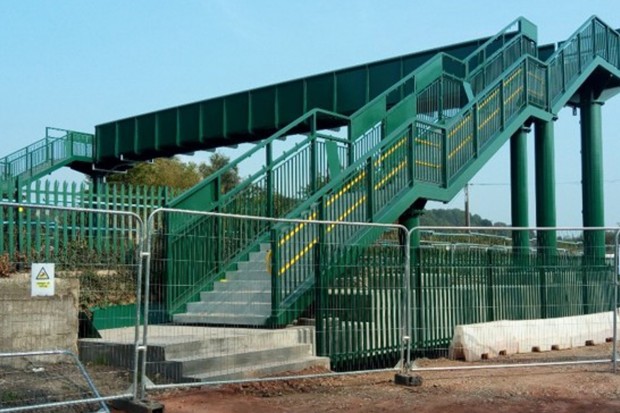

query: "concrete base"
left=449, top=310, right=620, bottom=361
left=394, top=373, right=423, bottom=387
left=110, top=398, right=164, bottom=413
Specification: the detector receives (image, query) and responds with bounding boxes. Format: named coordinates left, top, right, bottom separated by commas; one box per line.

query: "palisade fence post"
left=486, top=248, right=495, bottom=321
left=270, top=227, right=281, bottom=326
left=314, top=200, right=326, bottom=357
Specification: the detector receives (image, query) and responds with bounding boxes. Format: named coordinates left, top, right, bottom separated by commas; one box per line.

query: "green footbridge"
left=3, top=17, right=620, bottom=366
left=159, top=16, right=620, bottom=328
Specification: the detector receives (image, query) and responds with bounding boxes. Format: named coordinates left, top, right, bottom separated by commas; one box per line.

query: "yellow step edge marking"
left=279, top=195, right=368, bottom=276
left=477, top=88, right=500, bottom=110
left=448, top=135, right=473, bottom=159
left=278, top=211, right=318, bottom=247
left=528, top=88, right=545, bottom=99
left=503, top=67, right=523, bottom=85
left=326, top=196, right=367, bottom=233
left=374, top=160, right=408, bottom=190
left=374, top=137, right=407, bottom=166
left=415, top=138, right=439, bottom=148
left=503, top=86, right=524, bottom=105
left=528, top=71, right=544, bottom=84
left=325, top=170, right=366, bottom=207
left=278, top=238, right=318, bottom=276
left=415, top=160, right=441, bottom=169
left=477, top=107, right=500, bottom=130
left=448, top=114, right=472, bottom=139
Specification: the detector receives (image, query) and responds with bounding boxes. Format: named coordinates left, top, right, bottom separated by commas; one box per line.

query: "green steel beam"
left=579, top=88, right=605, bottom=262
left=95, top=32, right=553, bottom=167
left=510, top=126, right=530, bottom=251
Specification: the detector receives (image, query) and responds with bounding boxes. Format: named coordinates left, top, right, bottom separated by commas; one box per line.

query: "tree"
left=106, top=157, right=202, bottom=190
left=198, top=153, right=240, bottom=193
left=105, top=152, right=241, bottom=193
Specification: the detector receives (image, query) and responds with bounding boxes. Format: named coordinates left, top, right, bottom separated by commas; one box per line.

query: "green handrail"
left=0, top=128, right=94, bottom=190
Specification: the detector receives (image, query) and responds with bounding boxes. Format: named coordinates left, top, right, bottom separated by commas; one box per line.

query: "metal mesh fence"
left=0, top=202, right=141, bottom=412
left=0, top=351, right=114, bottom=413
left=142, top=209, right=407, bottom=389
left=406, top=226, right=619, bottom=372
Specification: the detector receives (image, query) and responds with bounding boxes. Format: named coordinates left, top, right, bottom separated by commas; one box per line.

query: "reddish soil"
left=152, top=346, right=620, bottom=413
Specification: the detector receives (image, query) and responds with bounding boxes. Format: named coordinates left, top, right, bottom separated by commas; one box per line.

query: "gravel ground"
left=152, top=344, right=620, bottom=413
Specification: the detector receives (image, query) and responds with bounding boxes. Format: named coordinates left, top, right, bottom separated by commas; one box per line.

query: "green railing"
left=547, top=17, right=620, bottom=112
left=268, top=18, right=541, bottom=324
left=0, top=128, right=94, bottom=191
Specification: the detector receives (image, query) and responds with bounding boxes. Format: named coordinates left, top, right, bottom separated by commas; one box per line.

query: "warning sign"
left=36, top=267, right=50, bottom=280
left=31, top=263, right=55, bottom=296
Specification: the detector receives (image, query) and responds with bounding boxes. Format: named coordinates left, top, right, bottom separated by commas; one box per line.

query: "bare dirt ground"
left=151, top=344, right=620, bottom=413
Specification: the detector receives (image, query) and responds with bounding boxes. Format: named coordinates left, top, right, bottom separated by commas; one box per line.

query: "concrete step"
left=184, top=356, right=331, bottom=383
left=224, top=269, right=269, bottom=282
left=146, top=344, right=315, bottom=381
left=145, top=326, right=317, bottom=361
left=186, top=301, right=271, bottom=315
left=236, top=260, right=268, bottom=272
left=173, top=312, right=270, bottom=326
left=179, top=344, right=313, bottom=377
left=213, top=280, right=270, bottom=292
left=80, top=325, right=326, bottom=385
left=248, top=250, right=269, bottom=262
left=200, top=290, right=271, bottom=302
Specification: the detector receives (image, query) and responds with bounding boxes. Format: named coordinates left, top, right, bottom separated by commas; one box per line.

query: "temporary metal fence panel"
left=0, top=202, right=142, bottom=412
left=142, top=208, right=407, bottom=390
left=0, top=350, right=115, bottom=413
left=405, top=226, right=619, bottom=373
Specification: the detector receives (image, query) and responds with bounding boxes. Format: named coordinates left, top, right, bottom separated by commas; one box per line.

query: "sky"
left=1, top=1, right=620, bottom=226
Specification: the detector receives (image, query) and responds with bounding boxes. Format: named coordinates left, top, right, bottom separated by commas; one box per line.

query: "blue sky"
left=1, top=1, right=620, bottom=226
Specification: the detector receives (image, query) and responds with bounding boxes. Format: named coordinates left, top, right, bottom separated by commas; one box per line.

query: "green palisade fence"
left=1, top=180, right=177, bottom=260
left=412, top=245, right=615, bottom=353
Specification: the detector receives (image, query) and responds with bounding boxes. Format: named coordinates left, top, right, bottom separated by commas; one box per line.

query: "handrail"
left=168, top=108, right=350, bottom=207
left=0, top=128, right=94, bottom=186
left=546, top=16, right=620, bottom=111
left=463, top=17, right=536, bottom=74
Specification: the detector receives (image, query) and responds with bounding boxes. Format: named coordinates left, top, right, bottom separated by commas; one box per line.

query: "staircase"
left=0, top=127, right=94, bottom=197
left=165, top=17, right=620, bottom=331
left=80, top=325, right=328, bottom=383
left=173, top=244, right=272, bottom=325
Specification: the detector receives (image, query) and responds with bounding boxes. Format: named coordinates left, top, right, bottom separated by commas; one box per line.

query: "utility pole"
left=464, top=183, right=471, bottom=227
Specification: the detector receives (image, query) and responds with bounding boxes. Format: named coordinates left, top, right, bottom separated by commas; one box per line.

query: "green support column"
left=579, top=90, right=605, bottom=263
left=534, top=119, right=557, bottom=319
left=534, top=119, right=557, bottom=252
left=399, top=198, right=427, bottom=351
left=510, top=126, right=530, bottom=254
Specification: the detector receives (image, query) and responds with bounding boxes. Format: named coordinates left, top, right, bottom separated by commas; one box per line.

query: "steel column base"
left=110, top=398, right=165, bottom=413
left=394, top=373, right=423, bottom=387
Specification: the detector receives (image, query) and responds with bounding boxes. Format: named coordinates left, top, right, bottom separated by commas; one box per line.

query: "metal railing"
left=0, top=128, right=94, bottom=188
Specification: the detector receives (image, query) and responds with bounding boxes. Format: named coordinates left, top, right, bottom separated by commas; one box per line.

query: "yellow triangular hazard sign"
left=36, top=267, right=50, bottom=280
